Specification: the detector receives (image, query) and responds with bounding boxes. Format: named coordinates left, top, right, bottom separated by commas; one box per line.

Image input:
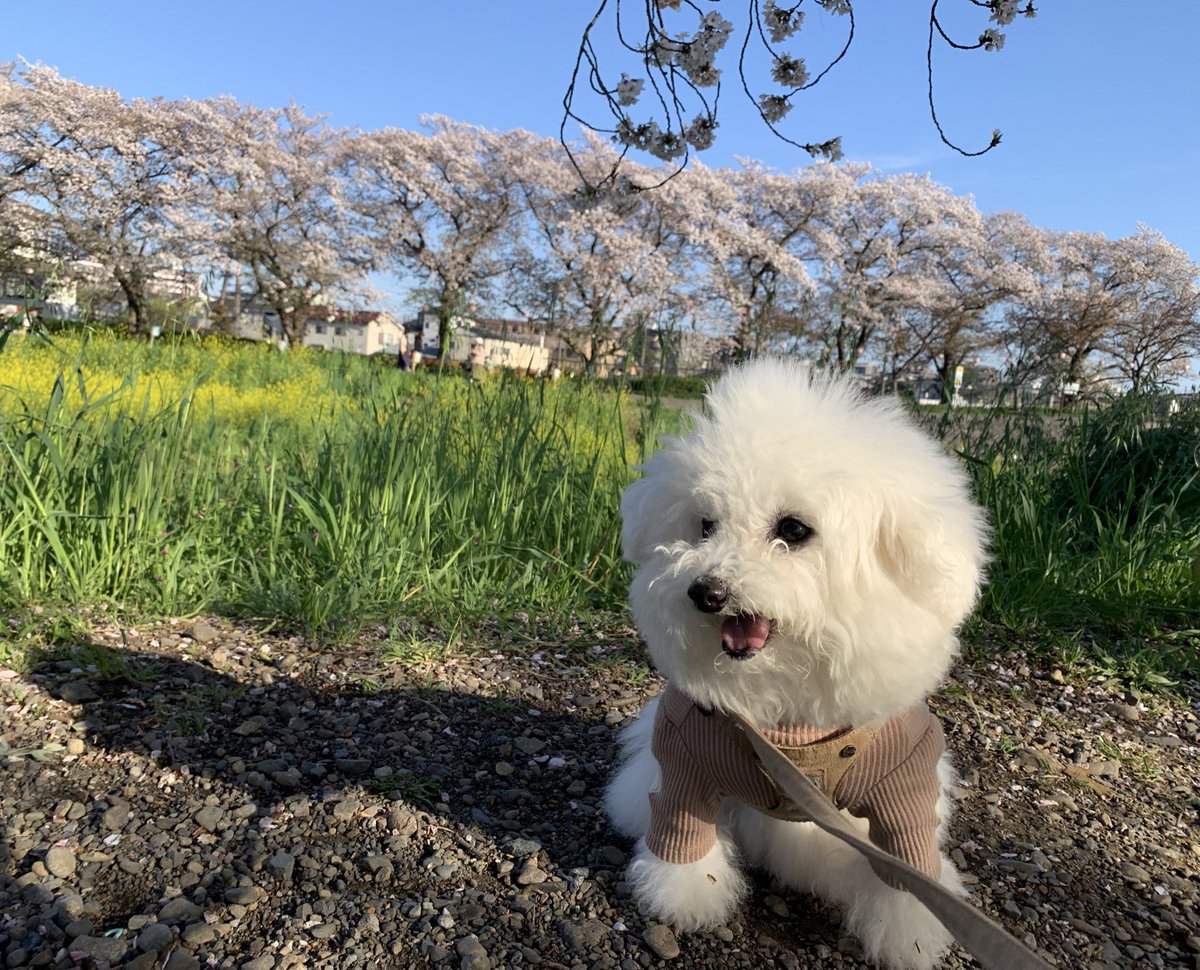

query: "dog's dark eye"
left=775, top=516, right=812, bottom=547
left=701, top=518, right=718, bottom=540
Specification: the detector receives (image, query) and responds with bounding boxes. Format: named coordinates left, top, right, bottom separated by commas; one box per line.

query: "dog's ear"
left=875, top=483, right=988, bottom=629
left=620, top=448, right=690, bottom=566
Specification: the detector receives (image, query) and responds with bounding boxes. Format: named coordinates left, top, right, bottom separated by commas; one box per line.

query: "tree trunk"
left=118, top=278, right=147, bottom=334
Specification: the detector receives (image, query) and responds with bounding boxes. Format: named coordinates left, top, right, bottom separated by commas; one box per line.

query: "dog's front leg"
left=625, top=831, right=748, bottom=932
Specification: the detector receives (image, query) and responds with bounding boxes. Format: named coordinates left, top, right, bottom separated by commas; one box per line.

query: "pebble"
left=136, top=922, right=175, bottom=952
left=159, top=898, right=202, bottom=921
left=456, top=935, right=491, bottom=969
left=194, top=804, right=225, bottom=831
left=516, top=860, right=547, bottom=885
left=71, top=936, right=129, bottom=963
left=2, top=626, right=1196, bottom=970
left=58, top=681, right=98, bottom=703
left=642, top=924, right=680, bottom=960
left=44, top=845, right=76, bottom=877
left=102, top=802, right=131, bottom=830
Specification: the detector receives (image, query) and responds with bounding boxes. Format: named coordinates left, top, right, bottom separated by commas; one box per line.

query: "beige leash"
left=726, top=711, right=1054, bottom=970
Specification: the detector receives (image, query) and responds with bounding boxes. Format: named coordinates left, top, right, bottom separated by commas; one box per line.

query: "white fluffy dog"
left=605, top=358, right=988, bottom=970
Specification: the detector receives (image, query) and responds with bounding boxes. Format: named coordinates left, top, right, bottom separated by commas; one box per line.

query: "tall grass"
left=934, top=397, right=1200, bottom=681
left=2, top=329, right=1196, bottom=681
left=0, top=330, right=666, bottom=637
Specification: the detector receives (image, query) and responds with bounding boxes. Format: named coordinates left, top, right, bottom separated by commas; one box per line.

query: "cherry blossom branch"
left=564, top=0, right=1035, bottom=187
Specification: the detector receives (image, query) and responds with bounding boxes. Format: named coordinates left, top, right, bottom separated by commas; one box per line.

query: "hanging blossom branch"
left=927, top=0, right=1037, bottom=157
left=563, top=0, right=1036, bottom=190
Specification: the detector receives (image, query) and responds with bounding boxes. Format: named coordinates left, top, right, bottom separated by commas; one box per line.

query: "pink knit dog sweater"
left=644, top=684, right=946, bottom=887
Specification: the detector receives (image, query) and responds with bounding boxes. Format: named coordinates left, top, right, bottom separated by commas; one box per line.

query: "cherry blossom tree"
left=504, top=132, right=693, bottom=374
left=180, top=97, right=370, bottom=345
left=0, top=62, right=203, bottom=331
left=1004, top=230, right=1139, bottom=396
left=1100, top=229, right=1200, bottom=392
left=346, top=118, right=531, bottom=357
left=893, top=208, right=1043, bottom=401
left=675, top=160, right=824, bottom=359
left=800, top=168, right=974, bottom=371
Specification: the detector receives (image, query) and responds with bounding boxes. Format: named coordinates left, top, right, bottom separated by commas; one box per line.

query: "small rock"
left=1087, top=759, right=1121, bottom=780
left=241, top=957, right=275, bottom=970
left=194, top=805, right=225, bottom=832
left=225, top=885, right=263, bottom=905
left=71, top=936, right=129, bottom=964
left=764, top=894, right=790, bottom=917
left=456, top=935, right=491, bottom=969
left=63, top=920, right=93, bottom=940
left=56, top=894, right=86, bottom=919
left=503, top=837, right=542, bottom=857
left=331, top=799, right=361, bottom=821
left=333, top=758, right=371, bottom=776
left=182, top=923, right=216, bottom=945
left=65, top=738, right=85, bottom=755
left=136, top=922, right=174, bottom=952
left=516, top=861, right=547, bottom=885
left=1119, top=861, right=1152, bottom=883
left=45, top=845, right=76, bottom=878
left=103, top=802, right=131, bottom=830
left=558, top=919, right=608, bottom=954
left=233, top=717, right=268, bottom=736
left=158, top=898, right=202, bottom=922
left=57, top=681, right=98, bottom=703
left=191, top=619, right=220, bottom=643
left=598, top=845, right=626, bottom=866
left=642, top=924, right=680, bottom=960
left=267, top=850, right=295, bottom=881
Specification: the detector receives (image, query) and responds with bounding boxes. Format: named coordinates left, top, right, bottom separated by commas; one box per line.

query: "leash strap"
left=726, top=711, right=1053, bottom=970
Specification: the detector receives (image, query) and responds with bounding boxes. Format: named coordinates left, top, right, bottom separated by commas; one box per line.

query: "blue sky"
left=7, top=1, right=1199, bottom=284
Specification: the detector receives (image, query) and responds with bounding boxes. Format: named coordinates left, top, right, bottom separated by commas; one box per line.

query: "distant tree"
left=1101, top=229, right=1200, bottom=392
left=676, top=160, right=820, bottom=359
left=0, top=62, right=202, bottom=331
left=506, top=133, right=691, bottom=374
left=1007, top=230, right=1135, bottom=396
left=347, top=118, right=530, bottom=358
left=803, top=168, right=973, bottom=371
left=181, top=97, right=369, bottom=345
left=895, top=208, right=1042, bottom=401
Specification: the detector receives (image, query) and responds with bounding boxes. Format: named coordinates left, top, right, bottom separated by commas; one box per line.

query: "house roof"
left=304, top=308, right=393, bottom=326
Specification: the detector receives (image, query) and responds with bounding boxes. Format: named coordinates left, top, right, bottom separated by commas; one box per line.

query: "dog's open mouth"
left=720, top=613, right=772, bottom=660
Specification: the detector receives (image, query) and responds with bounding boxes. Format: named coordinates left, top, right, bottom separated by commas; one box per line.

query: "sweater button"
left=839, top=745, right=857, bottom=758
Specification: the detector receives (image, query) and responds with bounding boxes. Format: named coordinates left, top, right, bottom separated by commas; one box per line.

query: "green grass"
left=1, top=329, right=1197, bottom=688
left=0, top=329, right=681, bottom=642
left=943, top=394, right=1200, bottom=684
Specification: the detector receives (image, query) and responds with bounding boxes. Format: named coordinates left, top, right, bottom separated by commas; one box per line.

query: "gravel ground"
left=2, top=615, right=1198, bottom=970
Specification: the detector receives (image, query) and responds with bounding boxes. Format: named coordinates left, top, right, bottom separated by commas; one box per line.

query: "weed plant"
left=2, top=329, right=1196, bottom=685
left=935, top=396, right=1200, bottom=684
left=0, top=330, right=666, bottom=639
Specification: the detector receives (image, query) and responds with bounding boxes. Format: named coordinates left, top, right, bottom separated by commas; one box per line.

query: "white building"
left=303, top=309, right=407, bottom=356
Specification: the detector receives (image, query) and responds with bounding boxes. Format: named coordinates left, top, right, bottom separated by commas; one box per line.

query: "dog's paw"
left=625, top=835, right=747, bottom=932
left=844, top=863, right=964, bottom=970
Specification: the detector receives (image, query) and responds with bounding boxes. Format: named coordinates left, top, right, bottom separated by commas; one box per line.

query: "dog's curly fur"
left=605, top=358, right=988, bottom=970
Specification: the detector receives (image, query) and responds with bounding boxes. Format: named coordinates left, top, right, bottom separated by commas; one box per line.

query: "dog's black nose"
left=687, top=576, right=728, bottom=613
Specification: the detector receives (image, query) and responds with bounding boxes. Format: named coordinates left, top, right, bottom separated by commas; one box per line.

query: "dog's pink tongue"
left=721, top=614, right=771, bottom=656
